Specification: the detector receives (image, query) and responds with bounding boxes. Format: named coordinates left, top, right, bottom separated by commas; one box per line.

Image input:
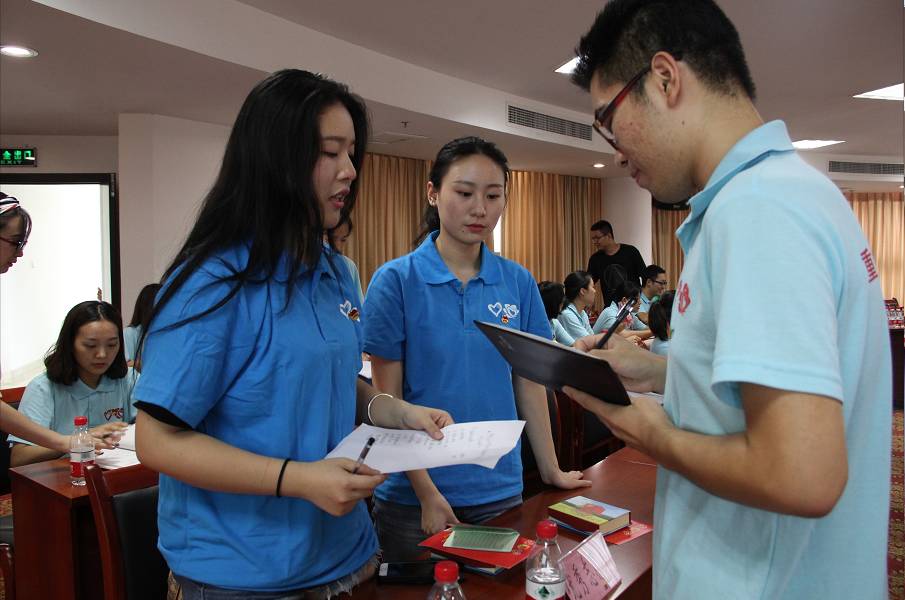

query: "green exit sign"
left=0, top=148, right=37, bottom=167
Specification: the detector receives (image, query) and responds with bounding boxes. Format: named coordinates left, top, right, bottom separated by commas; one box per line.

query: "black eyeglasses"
left=0, top=236, right=27, bottom=251
left=654, top=279, right=668, bottom=286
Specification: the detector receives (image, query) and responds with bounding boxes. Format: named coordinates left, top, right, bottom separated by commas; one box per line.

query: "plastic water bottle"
left=526, top=520, right=565, bottom=600
left=69, top=415, right=95, bottom=486
left=427, top=560, right=466, bottom=600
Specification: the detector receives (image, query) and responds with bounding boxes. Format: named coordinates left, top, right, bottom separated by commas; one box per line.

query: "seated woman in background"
left=9, top=300, right=133, bottom=466
left=123, top=282, right=161, bottom=365
left=593, top=280, right=652, bottom=339
left=327, top=213, right=364, bottom=305
left=556, top=271, right=596, bottom=342
left=648, top=291, right=674, bottom=356
left=538, top=281, right=576, bottom=346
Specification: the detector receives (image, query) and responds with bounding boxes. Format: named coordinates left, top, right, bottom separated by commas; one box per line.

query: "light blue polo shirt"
left=7, top=370, right=138, bottom=444
left=557, top=303, right=594, bottom=341
left=123, top=325, right=142, bottom=362
left=133, top=244, right=376, bottom=592
left=638, top=292, right=653, bottom=315
left=592, top=301, right=646, bottom=334
left=363, top=232, right=551, bottom=506
left=551, top=318, right=575, bottom=346
left=654, top=121, right=891, bottom=599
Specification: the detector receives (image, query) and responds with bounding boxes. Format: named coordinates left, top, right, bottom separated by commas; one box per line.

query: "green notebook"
left=442, top=525, right=520, bottom=553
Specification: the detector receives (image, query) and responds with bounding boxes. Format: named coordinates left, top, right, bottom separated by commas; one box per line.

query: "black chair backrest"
left=112, top=486, right=168, bottom=600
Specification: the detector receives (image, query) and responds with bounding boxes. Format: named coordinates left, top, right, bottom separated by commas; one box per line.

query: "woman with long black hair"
left=133, top=70, right=450, bottom=598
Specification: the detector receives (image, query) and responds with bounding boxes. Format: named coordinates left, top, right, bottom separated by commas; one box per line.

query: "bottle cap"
left=434, top=560, right=459, bottom=583
left=536, top=519, right=558, bottom=539
left=74, top=415, right=88, bottom=426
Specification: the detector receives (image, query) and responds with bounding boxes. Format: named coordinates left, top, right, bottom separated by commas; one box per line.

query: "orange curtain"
left=844, top=191, right=904, bottom=302
left=502, top=171, right=603, bottom=284
left=344, top=153, right=429, bottom=290
left=651, top=206, right=689, bottom=290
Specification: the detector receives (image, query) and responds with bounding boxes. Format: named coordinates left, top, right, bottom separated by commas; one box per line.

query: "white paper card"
left=561, top=531, right=622, bottom=600
left=94, top=447, right=141, bottom=470
left=325, top=420, right=525, bottom=473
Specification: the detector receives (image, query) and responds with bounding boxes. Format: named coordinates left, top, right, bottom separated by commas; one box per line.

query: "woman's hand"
left=420, top=491, right=460, bottom=535
left=542, top=468, right=592, bottom=490
left=398, top=402, right=454, bottom=440
left=289, top=458, right=387, bottom=517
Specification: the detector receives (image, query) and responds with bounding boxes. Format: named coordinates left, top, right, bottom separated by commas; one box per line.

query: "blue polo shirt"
left=551, top=318, right=575, bottom=346
left=8, top=370, right=138, bottom=444
left=363, top=232, right=551, bottom=506
left=655, top=121, right=891, bottom=599
left=592, top=301, right=645, bottom=334
left=123, top=325, right=142, bottom=362
left=133, top=245, right=376, bottom=592
left=557, top=303, right=593, bottom=341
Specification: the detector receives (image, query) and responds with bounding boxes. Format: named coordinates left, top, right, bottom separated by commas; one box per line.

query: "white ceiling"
left=1, top=0, right=902, bottom=181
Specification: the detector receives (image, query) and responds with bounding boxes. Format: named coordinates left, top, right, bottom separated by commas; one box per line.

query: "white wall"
left=0, top=184, right=107, bottom=386
left=602, top=177, right=653, bottom=265
left=117, top=114, right=229, bottom=311
left=0, top=134, right=117, bottom=173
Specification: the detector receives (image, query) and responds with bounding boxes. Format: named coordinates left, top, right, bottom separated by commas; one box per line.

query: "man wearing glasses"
left=635, top=264, right=666, bottom=325
left=564, top=1, right=891, bottom=599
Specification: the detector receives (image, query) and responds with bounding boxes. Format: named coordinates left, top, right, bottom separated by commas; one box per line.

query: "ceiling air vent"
left=507, top=105, right=592, bottom=141
left=828, top=160, right=903, bottom=176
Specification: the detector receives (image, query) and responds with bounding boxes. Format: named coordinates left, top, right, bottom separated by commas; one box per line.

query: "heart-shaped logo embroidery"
left=487, top=302, right=503, bottom=317
left=504, top=304, right=519, bottom=318
left=339, top=300, right=353, bottom=318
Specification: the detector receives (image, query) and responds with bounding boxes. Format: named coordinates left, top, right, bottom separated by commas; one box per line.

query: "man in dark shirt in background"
left=587, top=220, right=646, bottom=304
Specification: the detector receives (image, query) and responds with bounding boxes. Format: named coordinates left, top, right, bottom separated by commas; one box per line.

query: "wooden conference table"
left=9, top=448, right=656, bottom=600
left=354, top=447, right=658, bottom=599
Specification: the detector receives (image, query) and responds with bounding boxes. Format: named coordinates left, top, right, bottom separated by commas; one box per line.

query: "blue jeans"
left=372, top=494, right=522, bottom=561
left=174, top=555, right=379, bottom=600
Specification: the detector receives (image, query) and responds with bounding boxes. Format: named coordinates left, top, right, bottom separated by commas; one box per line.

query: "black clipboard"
left=475, top=320, right=631, bottom=406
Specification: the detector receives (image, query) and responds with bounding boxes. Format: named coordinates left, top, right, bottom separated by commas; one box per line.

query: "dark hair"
left=648, top=290, right=674, bottom=341
left=563, top=271, right=593, bottom=308
left=571, top=0, right=756, bottom=100
left=45, top=301, right=128, bottom=385
left=414, top=136, right=510, bottom=246
left=614, top=279, right=641, bottom=304
left=147, top=69, right=369, bottom=334
left=129, top=283, right=162, bottom=329
left=590, top=220, right=613, bottom=237
left=642, top=264, right=666, bottom=286
left=0, top=192, right=33, bottom=240
left=327, top=213, right=353, bottom=250
left=538, top=281, right=566, bottom=321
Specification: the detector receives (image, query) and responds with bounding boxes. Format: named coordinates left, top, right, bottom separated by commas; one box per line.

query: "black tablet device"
left=474, top=320, right=631, bottom=406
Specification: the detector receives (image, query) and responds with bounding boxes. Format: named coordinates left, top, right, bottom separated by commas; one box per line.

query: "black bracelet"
left=275, top=458, right=291, bottom=498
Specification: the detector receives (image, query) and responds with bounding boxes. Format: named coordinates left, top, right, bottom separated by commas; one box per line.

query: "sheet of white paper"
left=326, top=420, right=525, bottom=473
left=628, top=391, right=664, bottom=405
left=94, top=447, right=141, bottom=469
left=358, top=361, right=372, bottom=380
left=116, top=423, right=137, bottom=450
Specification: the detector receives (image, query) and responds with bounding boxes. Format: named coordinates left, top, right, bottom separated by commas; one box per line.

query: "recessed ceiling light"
left=555, top=57, right=579, bottom=74
left=900, top=185, right=904, bottom=189
left=0, top=45, right=38, bottom=58
left=853, top=83, right=904, bottom=110
left=592, top=163, right=605, bottom=168
left=792, top=140, right=845, bottom=150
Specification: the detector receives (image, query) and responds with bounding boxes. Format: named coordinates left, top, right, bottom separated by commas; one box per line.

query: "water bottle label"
left=526, top=579, right=565, bottom=600
left=70, top=451, right=95, bottom=478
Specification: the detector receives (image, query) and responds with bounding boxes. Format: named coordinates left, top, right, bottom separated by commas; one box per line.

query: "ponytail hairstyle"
left=648, top=290, right=675, bottom=341
left=562, top=270, right=593, bottom=310
left=538, top=281, right=566, bottom=321
left=414, top=136, right=510, bottom=247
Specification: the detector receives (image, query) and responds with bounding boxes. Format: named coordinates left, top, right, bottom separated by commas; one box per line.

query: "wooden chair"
left=556, top=390, right=624, bottom=471
left=84, top=465, right=167, bottom=600
left=0, top=541, right=14, bottom=600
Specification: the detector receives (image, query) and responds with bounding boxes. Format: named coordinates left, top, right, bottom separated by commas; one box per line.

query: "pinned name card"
left=560, top=531, right=622, bottom=600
